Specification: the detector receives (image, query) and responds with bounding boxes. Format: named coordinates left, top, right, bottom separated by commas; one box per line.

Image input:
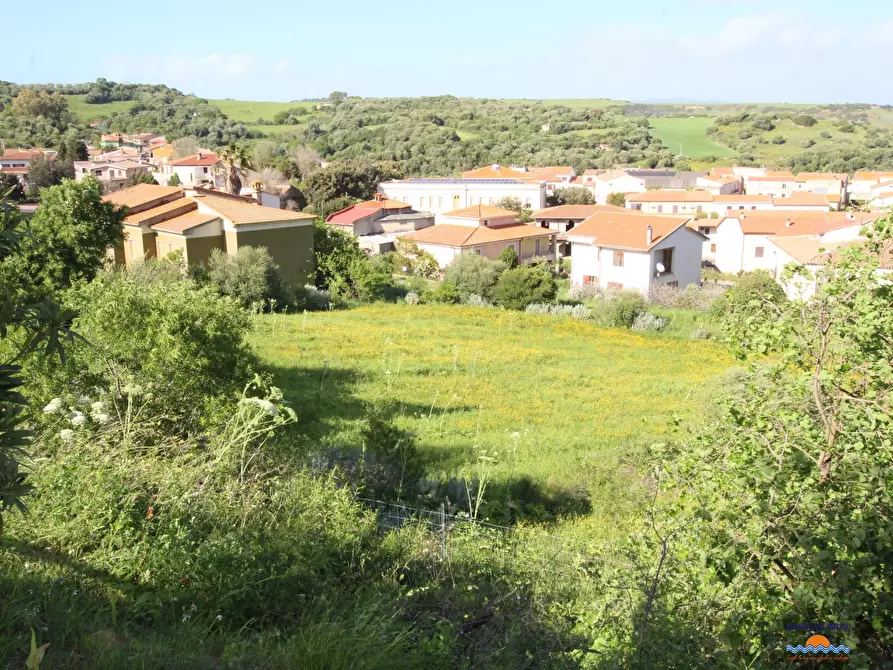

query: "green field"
left=503, top=98, right=625, bottom=108
left=646, top=117, right=737, bottom=158
left=250, top=304, right=731, bottom=532
left=63, top=94, right=135, bottom=122
left=246, top=123, right=302, bottom=138
left=210, top=99, right=315, bottom=122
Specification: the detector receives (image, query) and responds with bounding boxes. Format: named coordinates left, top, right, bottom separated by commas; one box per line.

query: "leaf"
left=26, top=629, right=49, bottom=669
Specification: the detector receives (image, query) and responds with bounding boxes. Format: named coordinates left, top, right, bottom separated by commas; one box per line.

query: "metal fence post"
left=439, top=503, right=446, bottom=562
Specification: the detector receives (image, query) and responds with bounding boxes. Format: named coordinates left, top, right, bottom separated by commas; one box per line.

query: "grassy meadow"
left=250, top=304, right=732, bottom=534
left=63, top=94, right=135, bottom=122
left=646, top=117, right=737, bottom=158
left=209, top=99, right=315, bottom=122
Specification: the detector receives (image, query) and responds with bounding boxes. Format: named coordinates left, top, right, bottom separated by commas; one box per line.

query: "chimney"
left=253, top=180, right=263, bottom=205
left=373, top=192, right=383, bottom=202
left=646, top=225, right=653, bottom=245
left=785, top=217, right=793, bottom=227
left=196, top=150, right=202, bottom=159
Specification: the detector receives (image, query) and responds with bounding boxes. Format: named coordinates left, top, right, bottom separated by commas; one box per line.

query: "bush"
left=569, top=284, right=603, bottom=301
left=294, top=283, right=331, bottom=310
left=772, top=135, right=786, bottom=145
left=443, top=252, right=503, bottom=301
left=404, top=291, right=420, bottom=305
left=370, top=251, right=401, bottom=275
left=497, top=246, right=518, bottom=269
left=525, top=303, right=592, bottom=319
left=28, top=268, right=255, bottom=439
left=737, top=129, right=753, bottom=140
left=463, top=293, right=491, bottom=308
left=709, top=270, right=787, bottom=346
left=606, top=192, right=626, bottom=207
left=801, top=137, right=816, bottom=148
left=313, top=221, right=394, bottom=301
left=792, top=114, right=817, bottom=127
left=631, top=311, right=668, bottom=332
left=167, top=173, right=181, bottom=186
left=425, top=280, right=459, bottom=304
left=690, top=328, right=709, bottom=340
left=208, top=246, right=295, bottom=311
left=820, top=130, right=832, bottom=139
left=838, top=123, right=855, bottom=133
left=493, top=265, right=557, bottom=310
left=602, top=291, right=646, bottom=328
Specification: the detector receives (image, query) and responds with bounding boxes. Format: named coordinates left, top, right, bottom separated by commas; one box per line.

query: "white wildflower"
left=216, top=614, right=223, bottom=622
left=509, top=432, right=521, bottom=440
left=59, top=429, right=75, bottom=441
left=69, top=411, right=87, bottom=426
left=240, top=397, right=278, bottom=417
left=77, top=396, right=92, bottom=407
left=91, top=401, right=107, bottom=413
left=94, top=413, right=111, bottom=425
left=43, top=398, right=63, bottom=414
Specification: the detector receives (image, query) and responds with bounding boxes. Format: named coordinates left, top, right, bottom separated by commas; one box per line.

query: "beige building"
left=104, top=184, right=316, bottom=284
left=378, top=177, right=547, bottom=218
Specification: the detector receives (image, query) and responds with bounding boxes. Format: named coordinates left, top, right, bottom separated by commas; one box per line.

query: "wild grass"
left=646, top=117, right=737, bottom=158
left=63, top=95, right=135, bottom=122
left=209, top=99, right=316, bottom=123
left=249, top=303, right=733, bottom=536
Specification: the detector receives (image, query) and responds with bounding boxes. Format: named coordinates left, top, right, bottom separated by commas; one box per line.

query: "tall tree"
left=217, top=144, right=253, bottom=195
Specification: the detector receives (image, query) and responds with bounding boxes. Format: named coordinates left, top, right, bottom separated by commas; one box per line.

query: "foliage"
left=5, top=177, right=123, bottom=295
left=631, top=311, right=668, bottom=332
left=497, top=245, right=518, bottom=269
left=207, top=246, right=295, bottom=311
left=569, top=283, right=603, bottom=301
left=525, top=302, right=592, bottom=319
left=24, top=155, right=68, bottom=194
left=647, top=282, right=727, bottom=311
left=602, top=291, right=646, bottom=328
left=217, top=143, right=252, bottom=195
left=171, top=137, right=200, bottom=159
left=493, top=265, right=557, bottom=311
left=312, top=221, right=391, bottom=301
left=303, top=163, right=402, bottom=213
left=423, top=280, right=459, bottom=304
left=494, top=196, right=522, bottom=212
left=125, top=171, right=159, bottom=186
left=708, top=270, right=786, bottom=349
left=442, top=252, right=504, bottom=301
left=404, top=291, right=420, bottom=305
left=394, top=238, right=439, bottom=279
left=0, top=173, right=24, bottom=201
left=549, top=187, right=594, bottom=206
left=10, top=90, right=72, bottom=126
left=606, top=192, right=626, bottom=207
left=167, top=172, right=181, bottom=186
left=792, top=114, right=817, bottom=127
left=462, top=293, right=492, bottom=308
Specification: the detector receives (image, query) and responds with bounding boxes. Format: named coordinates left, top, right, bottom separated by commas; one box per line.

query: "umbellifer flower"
left=43, top=398, right=63, bottom=414
left=69, top=411, right=87, bottom=426
left=59, top=429, right=75, bottom=441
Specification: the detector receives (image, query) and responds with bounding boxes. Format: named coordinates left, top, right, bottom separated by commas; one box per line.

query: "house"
left=461, top=164, right=575, bottom=196
left=150, top=143, right=174, bottom=161
left=711, top=194, right=775, bottom=212
left=770, top=192, right=831, bottom=211
left=567, top=212, right=705, bottom=294
left=593, top=170, right=646, bottom=204
left=74, top=159, right=152, bottom=190
left=156, top=151, right=224, bottom=188
left=696, top=173, right=743, bottom=194
left=533, top=203, right=630, bottom=259
left=711, top=211, right=882, bottom=274
left=593, top=169, right=707, bottom=204
left=743, top=171, right=796, bottom=196
left=765, top=236, right=893, bottom=300
left=792, top=172, right=848, bottom=202
left=402, top=205, right=556, bottom=269
left=626, top=190, right=714, bottom=215
left=103, top=184, right=316, bottom=284
left=378, top=178, right=547, bottom=218
left=100, top=133, right=124, bottom=148
left=849, top=171, right=893, bottom=201
left=0, top=148, right=54, bottom=183
left=326, top=194, right=435, bottom=253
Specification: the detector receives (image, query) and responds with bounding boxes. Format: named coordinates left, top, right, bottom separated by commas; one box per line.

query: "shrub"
left=709, top=270, right=787, bottom=347
left=820, top=130, right=832, bottom=139
left=772, top=135, right=786, bottom=145
left=737, top=129, right=753, bottom=140
left=167, top=173, right=181, bottom=186
left=208, top=246, right=295, bottom=311
left=394, top=238, right=440, bottom=279
left=603, top=291, right=646, bottom=328
left=29, top=269, right=255, bottom=439
left=801, top=137, right=816, bottom=148
left=463, top=293, right=491, bottom=308
left=497, top=246, right=519, bottom=269
left=426, top=281, right=459, bottom=304
left=313, top=220, right=394, bottom=301
left=404, top=291, right=420, bottom=305
left=493, top=266, right=557, bottom=310
left=525, top=303, right=592, bottom=319
left=524, top=303, right=551, bottom=315
left=569, top=284, right=603, bottom=301
left=838, top=123, right=855, bottom=133
left=792, top=114, right=817, bottom=127
left=294, top=283, right=331, bottom=310
left=690, top=328, right=709, bottom=340
left=631, top=311, right=669, bottom=332
left=606, top=192, right=626, bottom=207
left=443, top=252, right=503, bottom=301
left=370, top=251, right=401, bottom=275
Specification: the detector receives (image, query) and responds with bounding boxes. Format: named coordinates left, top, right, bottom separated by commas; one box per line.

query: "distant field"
left=64, top=94, right=134, bottom=122
left=647, top=117, right=737, bottom=158
left=210, top=99, right=316, bottom=122
left=503, top=98, right=625, bottom=109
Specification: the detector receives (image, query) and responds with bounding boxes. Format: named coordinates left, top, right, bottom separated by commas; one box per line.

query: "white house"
left=744, top=172, right=796, bottom=196
left=461, top=165, right=574, bottom=198
left=626, top=190, right=714, bottom=215
left=378, top=178, right=546, bottom=219
left=711, top=211, right=882, bottom=275
left=696, top=174, right=742, bottom=194
left=593, top=170, right=646, bottom=204
left=792, top=172, right=847, bottom=201
left=532, top=203, right=628, bottom=258
left=156, top=151, right=224, bottom=188
left=849, top=171, right=893, bottom=201
left=770, top=192, right=831, bottom=211
left=567, top=212, right=705, bottom=294
left=74, top=159, right=152, bottom=190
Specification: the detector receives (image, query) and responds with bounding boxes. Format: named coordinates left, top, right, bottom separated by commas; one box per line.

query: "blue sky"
left=7, top=0, right=892, bottom=103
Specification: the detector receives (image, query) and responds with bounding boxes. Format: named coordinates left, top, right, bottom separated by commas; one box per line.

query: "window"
left=710, top=243, right=717, bottom=253
left=781, top=183, right=787, bottom=190
left=666, top=281, right=679, bottom=288
left=483, top=219, right=489, bottom=226
left=566, top=220, right=575, bottom=231
left=613, top=251, right=624, bottom=267
left=698, top=226, right=709, bottom=234
left=203, top=167, right=209, bottom=174
left=672, top=205, right=679, bottom=213
left=438, top=197, right=443, bottom=208
left=632, top=203, right=642, bottom=211
left=473, top=248, right=482, bottom=256
left=657, top=205, right=664, bottom=213
left=659, top=247, right=673, bottom=274
left=751, top=206, right=757, bottom=210
left=739, top=206, right=745, bottom=210
left=755, top=246, right=764, bottom=258
left=583, top=275, right=595, bottom=285
left=525, top=199, right=531, bottom=208
left=696, top=205, right=703, bottom=213
left=453, top=195, right=460, bottom=208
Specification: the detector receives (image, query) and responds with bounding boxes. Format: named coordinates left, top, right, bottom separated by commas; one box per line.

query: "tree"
left=0, top=174, right=24, bottom=202
left=303, top=163, right=402, bottom=212
left=56, top=135, right=88, bottom=164
left=493, top=265, right=557, bottom=310
left=11, top=90, right=71, bottom=126
left=9, top=177, right=124, bottom=294
left=217, top=143, right=253, bottom=195
left=207, top=246, right=294, bottom=310
left=607, top=192, right=626, bottom=207
left=673, top=158, right=691, bottom=171
left=497, top=246, right=518, bottom=269
left=289, top=145, right=321, bottom=179
left=495, top=196, right=523, bottom=212
left=312, top=220, right=391, bottom=300
left=167, top=173, right=181, bottom=187
left=0, top=199, right=75, bottom=531
left=328, top=91, right=348, bottom=101
left=443, top=252, right=504, bottom=301
left=125, top=171, right=159, bottom=187
left=171, top=137, right=200, bottom=159
left=25, top=155, right=67, bottom=193
left=549, top=187, right=594, bottom=206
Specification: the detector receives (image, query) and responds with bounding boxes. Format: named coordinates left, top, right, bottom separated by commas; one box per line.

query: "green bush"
left=602, top=291, right=646, bottom=328
left=709, top=270, right=787, bottom=352
left=772, top=135, right=786, bottom=145
left=167, top=172, right=181, bottom=186
left=443, top=252, right=503, bottom=301
left=28, top=268, right=255, bottom=438
left=207, top=246, right=295, bottom=311
left=313, top=221, right=395, bottom=301
left=497, top=246, right=518, bottom=269
left=492, top=265, right=557, bottom=311
left=425, top=280, right=459, bottom=304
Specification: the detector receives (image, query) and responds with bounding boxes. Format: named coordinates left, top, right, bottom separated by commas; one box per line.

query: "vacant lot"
left=251, top=304, right=732, bottom=533
left=210, top=99, right=315, bottom=122
left=647, top=117, right=737, bottom=158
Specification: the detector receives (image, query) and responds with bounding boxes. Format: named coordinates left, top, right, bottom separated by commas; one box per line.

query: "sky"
left=6, top=0, right=893, bottom=104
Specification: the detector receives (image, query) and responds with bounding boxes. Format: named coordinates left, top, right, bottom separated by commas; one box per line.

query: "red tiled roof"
left=325, top=198, right=411, bottom=224
left=151, top=211, right=220, bottom=234
left=722, top=211, right=882, bottom=236
left=443, top=204, right=518, bottom=220
left=0, top=167, right=29, bottom=174
left=168, top=152, right=220, bottom=167
left=532, top=204, right=627, bottom=219
left=405, top=223, right=554, bottom=247
left=567, top=212, right=694, bottom=251
left=0, top=150, right=41, bottom=161
left=771, top=193, right=830, bottom=207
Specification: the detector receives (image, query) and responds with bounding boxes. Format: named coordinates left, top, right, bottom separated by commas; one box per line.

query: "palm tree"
left=217, top=144, right=252, bottom=195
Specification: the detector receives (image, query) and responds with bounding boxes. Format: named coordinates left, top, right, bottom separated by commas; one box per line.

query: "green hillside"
left=64, top=94, right=135, bottom=123
left=646, top=117, right=737, bottom=158
left=209, top=99, right=316, bottom=122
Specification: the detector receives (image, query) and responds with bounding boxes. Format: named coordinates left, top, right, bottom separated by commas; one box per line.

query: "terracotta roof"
left=723, top=211, right=881, bottom=236
left=461, top=165, right=573, bottom=180
left=876, top=191, right=893, bottom=199
left=713, top=194, right=773, bottom=203
left=151, top=211, right=220, bottom=234
left=626, top=191, right=713, bottom=203
left=767, top=170, right=794, bottom=178
left=442, top=204, right=519, bottom=220
left=194, top=194, right=315, bottom=225
left=853, top=171, right=893, bottom=182
left=826, top=194, right=842, bottom=203
left=795, top=172, right=847, bottom=182
left=406, top=223, right=554, bottom=247
left=771, top=193, right=830, bottom=207
left=123, top=198, right=196, bottom=226
left=809, top=239, right=893, bottom=269
left=594, top=169, right=633, bottom=182
left=567, top=212, right=694, bottom=251
left=104, top=184, right=182, bottom=209
left=0, top=149, right=42, bottom=161
left=0, top=166, right=29, bottom=174
left=767, top=235, right=847, bottom=264
left=583, top=169, right=602, bottom=176
left=168, top=152, right=220, bottom=167
left=533, top=204, right=626, bottom=219
left=325, top=198, right=411, bottom=224
left=711, top=167, right=734, bottom=177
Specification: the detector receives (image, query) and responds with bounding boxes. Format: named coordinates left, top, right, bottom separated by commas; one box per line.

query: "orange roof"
left=722, top=211, right=881, bottom=236
left=767, top=235, right=847, bottom=264
left=123, top=198, right=195, bottom=226
left=442, top=204, right=519, bottom=220
left=168, top=152, right=220, bottom=167
left=151, top=211, right=220, bottom=234
left=810, top=239, right=893, bottom=269
left=626, top=191, right=713, bottom=203
left=771, top=193, right=830, bottom=207
left=567, top=212, right=694, bottom=251
left=195, top=194, right=315, bottom=225
left=767, top=170, right=794, bottom=178
left=0, top=166, right=29, bottom=174
left=461, top=165, right=572, bottom=180
left=0, top=149, right=42, bottom=161
left=104, top=184, right=183, bottom=210
left=533, top=204, right=626, bottom=219
left=711, top=167, right=734, bottom=177
left=746, top=175, right=795, bottom=182
left=406, top=223, right=554, bottom=247
left=853, top=171, right=893, bottom=182
left=325, top=197, right=411, bottom=224
left=826, top=194, right=842, bottom=203
left=875, top=191, right=893, bottom=199
left=795, top=172, right=847, bottom=182
left=713, top=194, right=773, bottom=203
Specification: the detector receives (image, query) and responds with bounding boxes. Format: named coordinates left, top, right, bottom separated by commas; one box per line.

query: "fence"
left=356, top=497, right=637, bottom=578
